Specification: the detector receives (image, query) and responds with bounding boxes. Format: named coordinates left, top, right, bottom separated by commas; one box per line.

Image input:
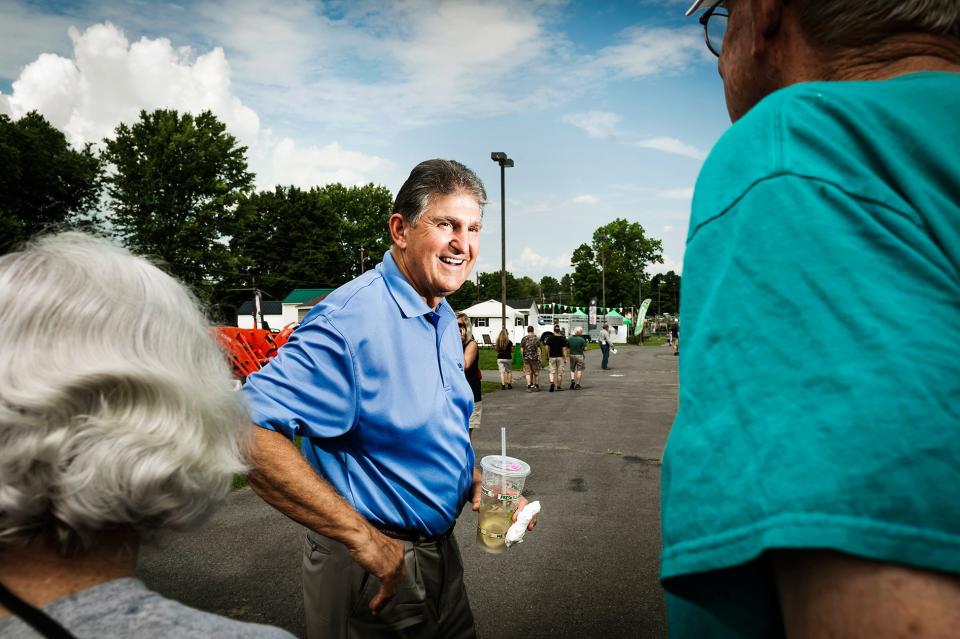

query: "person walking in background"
left=545, top=324, right=568, bottom=393
left=670, top=320, right=679, bottom=357
left=599, top=323, right=611, bottom=370
left=520, top=325, right=542, bottom=391
left=662, top=2, right=960, bottom=637
left=494, top=328, right=514, bottom=390
left=567, top=327, right=587, bottom=390
left=0, top=233, right=293, bottom=639
left=458, top=312, right=482, bottom=436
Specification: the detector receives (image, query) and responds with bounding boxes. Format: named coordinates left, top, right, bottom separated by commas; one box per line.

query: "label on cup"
left=478, top=526, right=506, bottom=539
left=480, top=486, right=520, bottom=501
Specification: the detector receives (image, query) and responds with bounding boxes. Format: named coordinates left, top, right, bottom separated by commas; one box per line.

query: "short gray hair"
left=394, top=159, right=487, bottom=226
left=794, top=0, right=960, bottom=49
left=0, top=232, right=248, bottom=554
left=575, top=327, right=584, bottom=335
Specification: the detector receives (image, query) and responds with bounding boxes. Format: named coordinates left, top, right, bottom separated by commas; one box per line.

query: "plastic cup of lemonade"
left=476, top=455, right=531, bottom=554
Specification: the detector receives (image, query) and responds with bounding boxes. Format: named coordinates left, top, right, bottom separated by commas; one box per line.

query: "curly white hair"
left=0, top=232, right=248, bottom=554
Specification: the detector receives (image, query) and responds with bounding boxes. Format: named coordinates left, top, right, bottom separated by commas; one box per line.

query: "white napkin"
left=504, top=501, right=541, bottom=548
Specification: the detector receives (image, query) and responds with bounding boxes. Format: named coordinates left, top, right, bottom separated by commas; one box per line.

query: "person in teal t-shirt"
left=566, top=327, right=588, bottom=389
left=664, top=2, right=960, bottom=637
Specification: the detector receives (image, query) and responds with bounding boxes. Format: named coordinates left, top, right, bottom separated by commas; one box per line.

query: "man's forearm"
left=247, top=426, right=374, bottom=549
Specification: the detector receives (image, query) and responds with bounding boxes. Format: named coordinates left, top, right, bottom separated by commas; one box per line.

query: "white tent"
left=459, top=299, right=522, bottom=345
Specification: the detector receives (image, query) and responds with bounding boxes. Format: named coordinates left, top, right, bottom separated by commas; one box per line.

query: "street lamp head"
left=490, top=152, right=514, bottom=168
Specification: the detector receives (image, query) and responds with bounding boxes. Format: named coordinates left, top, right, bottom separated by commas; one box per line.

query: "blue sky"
left=0, top=0, right=731, bottom=279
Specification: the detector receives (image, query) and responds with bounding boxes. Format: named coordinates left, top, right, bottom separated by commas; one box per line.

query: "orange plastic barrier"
left=214, top=323, right=296, bottom=382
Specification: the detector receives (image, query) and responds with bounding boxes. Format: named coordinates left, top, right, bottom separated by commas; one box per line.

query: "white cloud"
left=663, top=225, right=674, bottom=233
left=634, top=137, right=707, bottom=160
left=0, top=22, right=388, bottom=189
left=510, top=247, right=570, bottom=272
left=562, top=111, right=620, bottom=140
left=572, top=194, right=599, bottom=205
left=595, top=26, right=706, bottom=78
left=268, top=138, right=390, bottom=189
left=656, top=187, right=695, bottom=199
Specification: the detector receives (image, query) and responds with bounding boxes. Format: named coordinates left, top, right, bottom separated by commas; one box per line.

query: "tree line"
left=1, top=109, right=676, bottom=322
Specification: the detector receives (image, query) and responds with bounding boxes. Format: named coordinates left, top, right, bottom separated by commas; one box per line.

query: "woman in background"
left=495, top=328, right=514, bottom=390
left=456, top=312, right=482, bottom=438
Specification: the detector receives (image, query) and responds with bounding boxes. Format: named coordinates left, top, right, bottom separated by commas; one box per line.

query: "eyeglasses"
left=458, top=324, right=466, bottom=329
left=699, top=3, right=728, bottom=57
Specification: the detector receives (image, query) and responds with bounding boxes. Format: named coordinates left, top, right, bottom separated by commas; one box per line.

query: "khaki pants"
left=548, top=357, right=565, bottom=380
left=303, top=530, right=477, bottom=639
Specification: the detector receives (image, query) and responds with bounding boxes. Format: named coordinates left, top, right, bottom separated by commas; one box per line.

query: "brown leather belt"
left=374, top=522, right=454, bottom=543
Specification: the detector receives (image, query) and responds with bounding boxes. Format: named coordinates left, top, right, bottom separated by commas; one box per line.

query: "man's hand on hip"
left=348, top=527, right=406, bottom=616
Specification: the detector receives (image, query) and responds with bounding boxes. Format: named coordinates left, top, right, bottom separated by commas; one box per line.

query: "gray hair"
left=0, top=232, right=248, bottom=554
left=394, top=159, right=487, bottom=226
left=575, top=327, right=584, bottom=335
left=793, top=0, right=960, bottom=49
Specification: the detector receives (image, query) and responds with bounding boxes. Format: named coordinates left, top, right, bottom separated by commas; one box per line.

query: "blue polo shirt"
left=242, top=251, right=475, bottom=535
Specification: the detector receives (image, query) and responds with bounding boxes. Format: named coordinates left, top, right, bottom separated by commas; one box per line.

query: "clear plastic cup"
left=476, top=455, right=531, bottom=554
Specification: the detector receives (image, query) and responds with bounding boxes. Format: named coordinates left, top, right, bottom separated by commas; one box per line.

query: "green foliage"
left=101, top=109, right=254, bottom=296
left=475, top=270, right=541, bottom=303
left=480, top=381, right=501, bottom=396
left=447, top=278, right=478, bottom=311
left=226, top=183, right=392, bottom=303
left=0, top=112, right=102, bottom=254
left=569, top=218, right=663, bottom=308
left=651, top=270, right=681, bottom=316
left=477, top=348, right=522, bottom=371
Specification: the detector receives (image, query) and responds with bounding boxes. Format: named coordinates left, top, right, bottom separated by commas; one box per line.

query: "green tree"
left=539, top=275, right=561, bottom=302
left=101, top=109, right=254, bottom=294
left=514, top=276, right=540, bottom=300
left=321, top=183, right=393, bottom=280
left=560, top=274, right=574, bottom=305
left=227, top=183, right=393, bottom=300
left=446, top=279, right=477, bottom=311
left=651, top=270, right=681, bottom=316
left=0, top=112, right=102, bottom=254
left=570, top=218, right=663, bottom=310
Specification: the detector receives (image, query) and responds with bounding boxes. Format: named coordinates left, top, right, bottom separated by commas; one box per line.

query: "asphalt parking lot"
left=139, top=342, right=678, bottom=638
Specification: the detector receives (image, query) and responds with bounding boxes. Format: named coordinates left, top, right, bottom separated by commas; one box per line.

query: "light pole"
left=491, top=152, right=513, bottom=336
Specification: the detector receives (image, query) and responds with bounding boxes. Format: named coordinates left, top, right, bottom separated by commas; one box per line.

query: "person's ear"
left=750, top=0, right=785, bottom=57
left=389, top=213, right=408, bottom=248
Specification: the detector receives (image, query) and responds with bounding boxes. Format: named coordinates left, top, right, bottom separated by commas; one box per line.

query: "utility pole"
left=601, top=240, right=606, bottom=309
left=490, top=152, right=514, bottom=335
left=252, top=277, right=260, bottom=330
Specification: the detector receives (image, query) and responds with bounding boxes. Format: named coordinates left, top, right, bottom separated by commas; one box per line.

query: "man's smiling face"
left=391, top=191, right=481, bottom=308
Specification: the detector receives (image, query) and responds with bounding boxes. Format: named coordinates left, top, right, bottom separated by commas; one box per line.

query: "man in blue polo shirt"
left=662, top=1, right=960, bottom=637
left=242, top=159, right=535, bottom=639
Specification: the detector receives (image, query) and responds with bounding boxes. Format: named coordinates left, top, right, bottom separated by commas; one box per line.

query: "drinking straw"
left=501, top=426, right=507, bottom=496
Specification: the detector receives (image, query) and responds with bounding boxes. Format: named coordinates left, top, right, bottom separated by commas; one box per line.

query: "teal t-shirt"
left=567, top=335, right=587, bottom=355
left=661, top=72, right=960, bottom=637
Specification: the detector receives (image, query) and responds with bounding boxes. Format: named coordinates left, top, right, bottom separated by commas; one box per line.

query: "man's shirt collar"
left=379, top=250, right=435, bottom=318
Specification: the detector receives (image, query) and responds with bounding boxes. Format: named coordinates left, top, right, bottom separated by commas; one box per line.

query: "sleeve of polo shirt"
left=241, top=315, right=357, bottom=440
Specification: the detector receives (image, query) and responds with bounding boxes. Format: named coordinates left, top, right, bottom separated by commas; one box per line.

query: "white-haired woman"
left=0, top=233, right=293, bottom=638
